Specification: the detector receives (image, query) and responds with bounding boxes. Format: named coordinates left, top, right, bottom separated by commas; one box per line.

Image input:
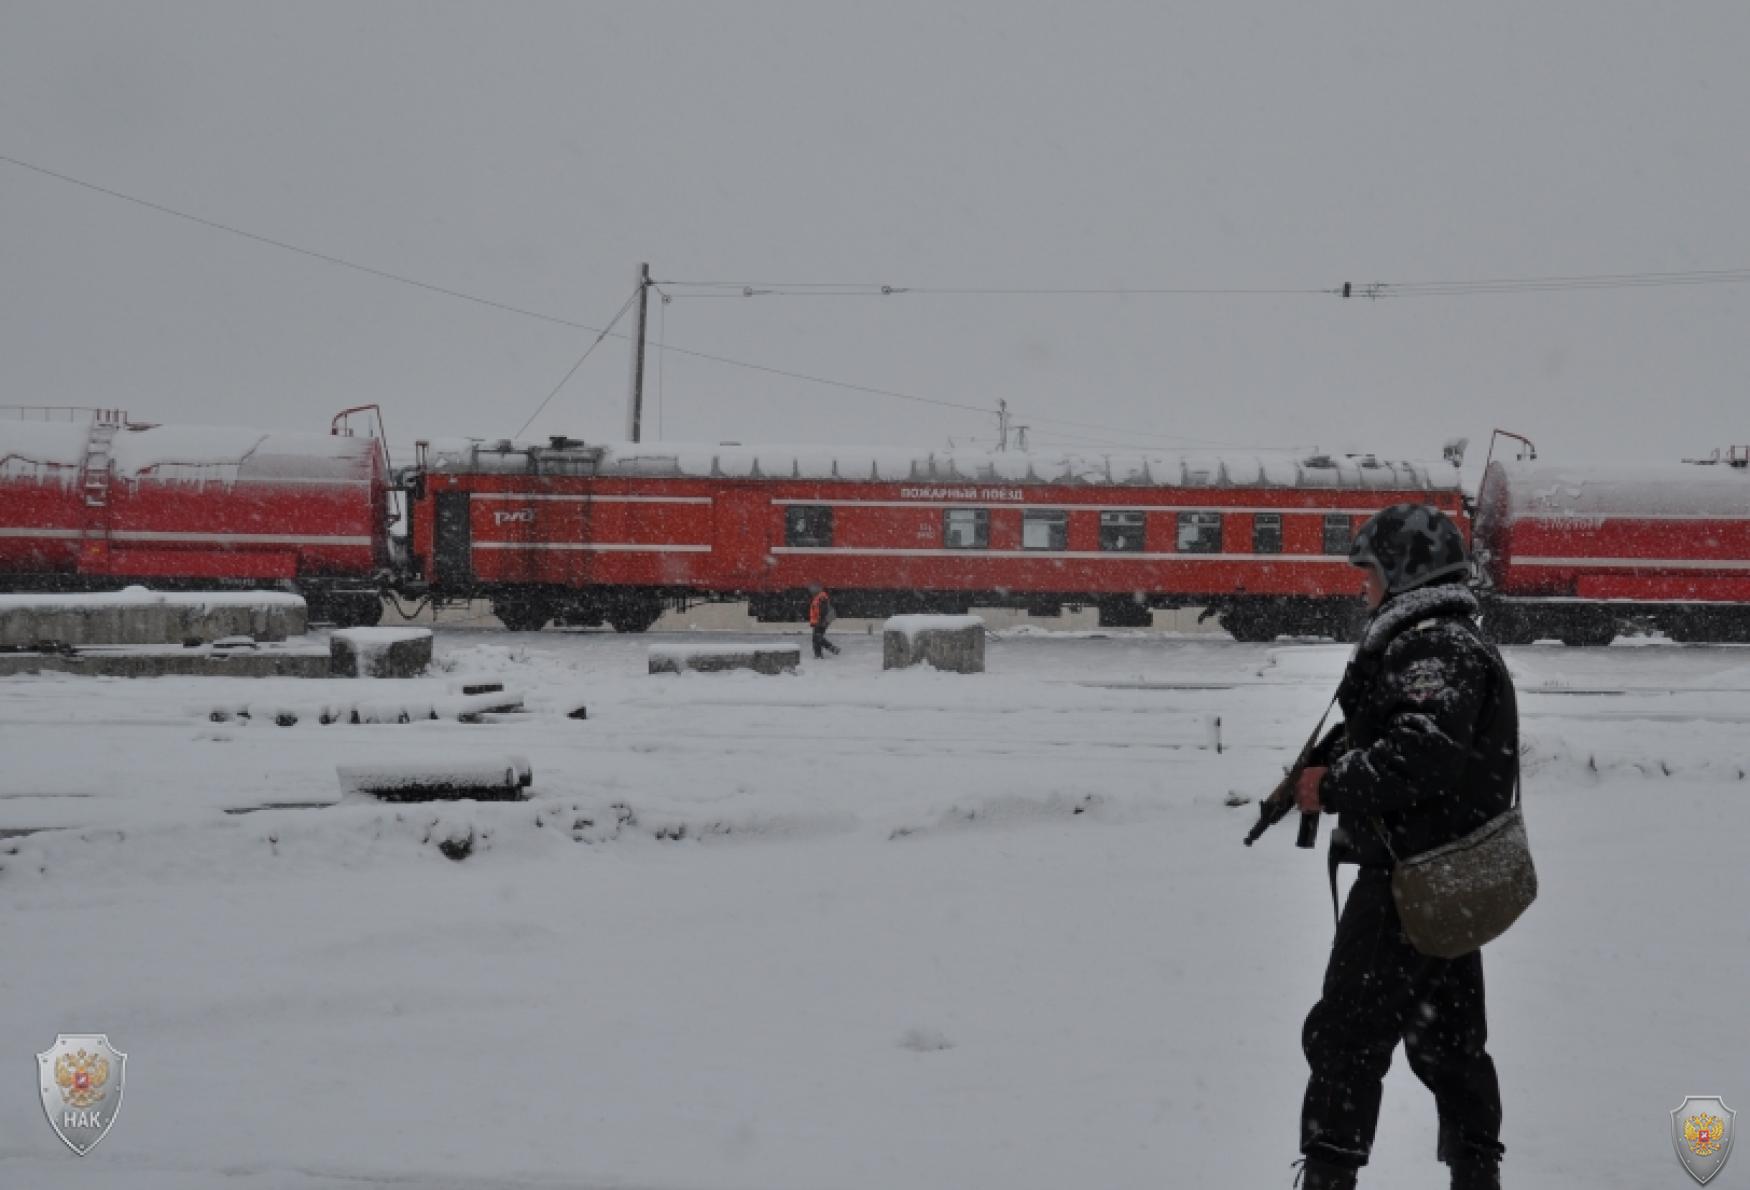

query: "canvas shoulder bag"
left=1382, top=771, right=1536, bottom=959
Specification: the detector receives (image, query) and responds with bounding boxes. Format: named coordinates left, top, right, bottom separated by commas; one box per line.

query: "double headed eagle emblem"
left=1683, top=1112, right=1726, bottom=1159
left=54, top=1048, right=110, bottom=1111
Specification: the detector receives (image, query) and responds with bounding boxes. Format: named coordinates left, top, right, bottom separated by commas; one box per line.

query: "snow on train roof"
left=109, top=425, right=377, bottom=483
left=0, top=416, right=378, bottom=486
left=0, top=420, right=89, bottom=481
left=1492, top=461, right=1750, bottom=519
left=422, top=437, right=1461, bottom=491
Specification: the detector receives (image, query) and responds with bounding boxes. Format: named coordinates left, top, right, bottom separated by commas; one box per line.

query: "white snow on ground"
left=647, top=642, right=803, bottom=660
left=1, top=629, right=1747, bottom=1188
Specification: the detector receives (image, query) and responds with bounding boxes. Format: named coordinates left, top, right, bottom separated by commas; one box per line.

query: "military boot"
left=1292, top=1157, right=1359, bottom=1190
left=1448, top=1157, right=1501, bottom=1190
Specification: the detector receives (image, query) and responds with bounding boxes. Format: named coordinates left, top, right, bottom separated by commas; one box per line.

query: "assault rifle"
left=1243, top=701, right=1342, bottom=849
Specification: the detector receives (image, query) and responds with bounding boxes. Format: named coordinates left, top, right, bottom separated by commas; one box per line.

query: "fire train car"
left=1475, top=449, right=1750, bottom=645
left=0, top=407, right=393, bottom=625
left=402, top=436, right=1465, bottom=637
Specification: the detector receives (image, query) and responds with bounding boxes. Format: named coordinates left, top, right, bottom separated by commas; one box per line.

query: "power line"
left=0, top=152, right=601, bottom=333
left=0, top=151, right=1508, bottom=452
left=659, top=279, right=1334, bottom=298
left=514, top=284, right=644, bottom=437
left=661, top=270, right=1750, bottom=299
left=650, top=340, right=994, bottom=418
left=1349, top=268, right=1750, bottom=299
left=0, top=154, right=1010, bottom=429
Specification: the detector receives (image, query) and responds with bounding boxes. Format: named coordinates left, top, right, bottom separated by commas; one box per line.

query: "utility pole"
left=626, top=262, right=651, bottom=443
left=997, top=399, right=1010, bottom=451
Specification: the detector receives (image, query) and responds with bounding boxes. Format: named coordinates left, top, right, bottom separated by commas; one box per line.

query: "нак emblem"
left=1672, top=1095, right=1735, bottom=1185
left=37, top=1034, right=126, bottom=1155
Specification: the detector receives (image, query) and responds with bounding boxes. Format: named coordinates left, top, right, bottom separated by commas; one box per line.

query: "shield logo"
left=1672, top=1095, right=1736, bottom=1185
left=36, top=1034, right=126, bottom=1156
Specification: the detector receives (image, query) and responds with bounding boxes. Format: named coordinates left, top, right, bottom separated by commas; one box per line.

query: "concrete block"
left=0, top=588, right=306, bottom=647
left=330, top=627, right=433, bottom=678
left=648, top=643, right=801, bottom=675
left=883, top=615, right=986, bottom=673
left=338, top=756, right=533, bottom=802
left=0, top=644, right=332, bottom=679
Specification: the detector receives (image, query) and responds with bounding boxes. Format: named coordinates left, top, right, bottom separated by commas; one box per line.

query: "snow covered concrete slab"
left=329, top=626, right=433, bottom=678
left=649, top=641, right=802, bottom=674
left=0, top=640, right=331, bottom=678
left=0, top=586, right=306, bottom=646
left=337, top=754, right=532, bottom=804
left=884, top=613, right=986, bottom=672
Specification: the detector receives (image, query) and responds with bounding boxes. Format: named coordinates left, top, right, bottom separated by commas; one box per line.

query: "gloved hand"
left=1295, top=765, right=1329, bottom=814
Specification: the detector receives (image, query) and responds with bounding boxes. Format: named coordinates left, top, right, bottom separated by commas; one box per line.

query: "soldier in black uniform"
left=1288, top=505, right=1519, bottom=1190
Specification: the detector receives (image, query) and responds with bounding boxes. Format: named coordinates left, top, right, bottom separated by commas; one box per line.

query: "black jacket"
left=1316, top=584, right=1518, bottom=869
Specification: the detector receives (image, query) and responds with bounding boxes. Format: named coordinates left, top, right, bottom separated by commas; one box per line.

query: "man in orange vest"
left=808, top=585, right=840, bottom=658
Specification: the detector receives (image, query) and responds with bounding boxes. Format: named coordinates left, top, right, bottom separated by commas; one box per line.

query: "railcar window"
left=1252, top=513, right=1283, bottom=554
left=944, top=508, right=989, bottom=549
left=1177, top=511, right=1223, bottom=554
left=785, top=505, right=834, bottom=548
left=1022, top=509, right=1067, bottom=551
left=1323, top=513, right=1353, bottom=555
left=1100, top=511, right=1146, bottom=552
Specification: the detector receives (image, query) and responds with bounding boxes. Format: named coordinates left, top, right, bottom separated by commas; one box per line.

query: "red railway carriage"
left=0, top=407, right=393, bottom=625
left=1475, top=454, right=1750, bottom=644
left=403, top=437, right=1465, bottom=637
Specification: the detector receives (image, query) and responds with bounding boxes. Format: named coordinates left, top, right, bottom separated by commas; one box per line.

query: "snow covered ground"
left=2, top=627, right=1747, bottom=1189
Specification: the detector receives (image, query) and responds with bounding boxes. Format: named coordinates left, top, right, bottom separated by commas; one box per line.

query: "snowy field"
left=2, top=627, right=1747, bottom=1189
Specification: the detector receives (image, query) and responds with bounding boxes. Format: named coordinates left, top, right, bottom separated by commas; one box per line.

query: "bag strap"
left=1287, top=692, right=1345, bottom=928
left=1326, top=845, right=1343, bottom=928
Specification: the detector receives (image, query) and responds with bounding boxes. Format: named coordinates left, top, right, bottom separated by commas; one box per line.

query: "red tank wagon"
left=1475, top=450, right=1750, bottom=644
left=402, top=437, right=1466, bottom=637
left=0, top=406, right=394, bottom=625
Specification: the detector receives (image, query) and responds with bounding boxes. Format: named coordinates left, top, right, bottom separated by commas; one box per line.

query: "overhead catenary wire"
left=659, top=270, right=1750, bottom=299
left=0, top=152, right=602, bottom=334
left=0, top=154, right=1011, bottom=429
left=658, top=280, right=1335, bottom=297
left=19, top=150, right=1744, bottom=457
left=9, top=153, right=1748, bottom=312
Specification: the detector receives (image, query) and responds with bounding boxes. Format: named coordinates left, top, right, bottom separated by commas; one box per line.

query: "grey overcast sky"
left=3, top=1, right=1747, bottom=470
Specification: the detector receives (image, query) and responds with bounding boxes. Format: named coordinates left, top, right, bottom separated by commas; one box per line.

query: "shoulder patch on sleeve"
left=1398, top=656, right=1449, bottom=702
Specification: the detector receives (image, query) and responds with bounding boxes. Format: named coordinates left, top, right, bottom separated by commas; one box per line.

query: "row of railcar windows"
left=784, top=506, right=1355, bottom=555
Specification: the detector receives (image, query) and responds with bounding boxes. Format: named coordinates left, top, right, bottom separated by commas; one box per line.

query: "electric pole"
left=626, top=262, right=651, bottom=443
left=997, top=399, right=1010, bottom=451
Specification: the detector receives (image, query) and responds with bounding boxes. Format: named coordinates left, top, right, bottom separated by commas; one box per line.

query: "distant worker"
left=808, top=585, right=840, bottom=658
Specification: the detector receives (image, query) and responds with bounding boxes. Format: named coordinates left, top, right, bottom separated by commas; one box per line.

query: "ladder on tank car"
left=80, top=412, right=126, bottom=508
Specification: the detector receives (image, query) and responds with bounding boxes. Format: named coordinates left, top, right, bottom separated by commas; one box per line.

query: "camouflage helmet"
left=1350, top=503, right=1469, bottom=596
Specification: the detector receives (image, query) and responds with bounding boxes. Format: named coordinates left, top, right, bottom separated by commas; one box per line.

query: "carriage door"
left=433, top=491, right=473, bottom=589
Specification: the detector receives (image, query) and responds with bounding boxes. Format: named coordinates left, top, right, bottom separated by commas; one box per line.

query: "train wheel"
left=1096, top=599, right=1153, bottom=628
left=1480, top=605, right=1538, bottom=646
left=1220, top=609, right=1279, bottom=643
left=1558, top=614, right=1616, bottom=647
left=329, top=593, right=384, bottom=628
left=493, top=597, right=552, bottom=632
left=608, top=596, right=664, bottom=634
